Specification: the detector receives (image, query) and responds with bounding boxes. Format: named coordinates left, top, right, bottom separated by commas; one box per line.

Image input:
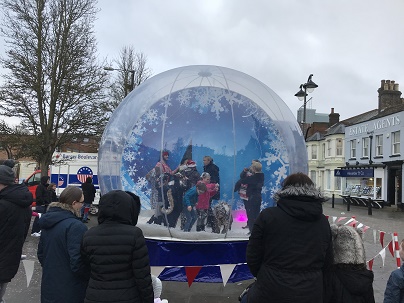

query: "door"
left=387, top=167, right=402, bottom=206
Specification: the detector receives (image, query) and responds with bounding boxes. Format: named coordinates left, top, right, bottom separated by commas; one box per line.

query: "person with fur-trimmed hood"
left=37, top=185, right=89, bottom=303
left=243, top=173, right=333, bottom=303
left=0, top=160, right=32, bottom=303
left=81, top=190, right=153, bottom=303
left=323, top=224, right=375, bottom=303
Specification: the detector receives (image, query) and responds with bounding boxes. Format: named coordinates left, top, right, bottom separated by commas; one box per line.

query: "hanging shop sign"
left=334, top=168, right=374, bottom=178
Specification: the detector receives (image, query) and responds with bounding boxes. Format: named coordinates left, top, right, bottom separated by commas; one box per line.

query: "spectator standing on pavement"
left=47, top=182, right=58, bottom=202
left=383, top=239, right=404, bottom=303
left=324, top=224, right=375, bottom=303
left=81, top=190, right=153, bottom=303
left=37, top=185, right=89, bottom=303
left=31, top=175, right=50, bottom=237
left=81, top=177, right=96, bottom=223
left=0, top=160, right=32, bottom=303
left=242, top=173, right=332, bottom=303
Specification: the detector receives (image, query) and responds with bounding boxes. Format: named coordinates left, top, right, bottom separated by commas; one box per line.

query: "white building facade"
left=307, top=125, right=345, bottom=198
left=342, top=112, right=403, bottom=207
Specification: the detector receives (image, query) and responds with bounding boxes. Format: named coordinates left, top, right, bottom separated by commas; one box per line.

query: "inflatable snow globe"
left=98, top=65, right=307, bottom=283
left=99, top=65, right=307, bottom=236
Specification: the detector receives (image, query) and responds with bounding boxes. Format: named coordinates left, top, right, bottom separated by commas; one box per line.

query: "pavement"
left=4, top=199, right=404, bottom=302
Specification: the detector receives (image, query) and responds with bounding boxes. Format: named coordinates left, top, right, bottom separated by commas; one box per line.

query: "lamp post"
left=294, top=74, right=318, bottom=139
left=104, top=66, right=135, bottom=97
left=367, top=131, right=374, bottom=164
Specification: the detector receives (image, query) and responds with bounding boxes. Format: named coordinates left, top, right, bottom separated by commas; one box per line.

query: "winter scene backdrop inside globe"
left=98, top=65, right=307, bottom=240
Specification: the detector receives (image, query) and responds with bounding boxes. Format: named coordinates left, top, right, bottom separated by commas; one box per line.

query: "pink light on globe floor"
left=233, top=210, right=247, bottom=222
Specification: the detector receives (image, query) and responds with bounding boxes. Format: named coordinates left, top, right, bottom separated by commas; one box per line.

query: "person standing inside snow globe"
left=238, top=161, right=264, bottom=234
left=203, top=156, right=220, bottom=228
left=147, top=151, right=179, bottom=225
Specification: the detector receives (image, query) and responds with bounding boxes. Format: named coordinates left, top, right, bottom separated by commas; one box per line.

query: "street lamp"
left=367, top=131, right=374, bottom=164
left=104, top=66, right=135, bottom=97
left=295, top=74, right=318, bottom=139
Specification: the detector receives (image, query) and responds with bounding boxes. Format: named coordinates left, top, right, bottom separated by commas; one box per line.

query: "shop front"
left=335, top=165, right=385, bottom=208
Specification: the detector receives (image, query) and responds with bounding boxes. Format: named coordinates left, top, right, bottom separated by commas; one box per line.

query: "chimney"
left=329, top=108, right=340, bottom=127
left=378, top=79, right=402, bottom=113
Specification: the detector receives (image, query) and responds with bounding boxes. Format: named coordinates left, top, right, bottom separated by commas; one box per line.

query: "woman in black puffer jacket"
left=81, top=190, right=153, bottom=303
left=244, top=173, right=333, bottom=303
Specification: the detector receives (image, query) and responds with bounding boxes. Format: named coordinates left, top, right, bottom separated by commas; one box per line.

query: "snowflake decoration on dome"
left=120, top=86, right=290, bottom=210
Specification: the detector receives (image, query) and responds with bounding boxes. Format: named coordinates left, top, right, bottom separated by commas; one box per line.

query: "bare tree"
left=102, top=46, right=152, bottom=114
left=0, top=120, right=37, bottom=160
left=0, top=0, right=109, bottom=175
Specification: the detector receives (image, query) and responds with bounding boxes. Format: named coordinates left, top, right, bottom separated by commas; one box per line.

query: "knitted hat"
left=186, top=160, right=196, bottom=168
left=331, top=224, right=366, bottom=265
left=162, top=151, right=169, bottom=157
left=0, top=159, right=16, bottom=185
left=151, top=275, right=162, bottom=298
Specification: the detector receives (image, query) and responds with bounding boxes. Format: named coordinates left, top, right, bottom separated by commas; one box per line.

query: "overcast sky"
left=1, top=1, right=403, bottom=124
left=94, top=0, right=404, bottom=122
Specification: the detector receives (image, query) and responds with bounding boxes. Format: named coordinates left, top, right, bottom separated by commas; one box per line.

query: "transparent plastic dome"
left=98, top=65, right=307, bottom=240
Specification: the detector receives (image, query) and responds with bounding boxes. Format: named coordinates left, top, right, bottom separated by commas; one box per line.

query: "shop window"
left=376, top=134, right=383, bottom=156
left=376, top=178, right=382, bottom=199
left=336, top=138, right=343, bottom=156
left=362, top=137, right=369, bottom=158
left=392, top=131, right=400, bottom=155
left=311, top=145, right=317, bottom=160
left=350, top=140, right=356, bottom=158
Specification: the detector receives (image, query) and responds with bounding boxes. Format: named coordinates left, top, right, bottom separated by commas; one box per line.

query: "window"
left=376, top=134, right=383, bottom=156
left=311, top=145, right=317, bottom=160
left=334, top=176, right=341, bottom=190
left=327, top=140, right=331, bottom=157
left=362, top=137, right=369, bottom=158
left=322, top=143, right=326, bottom=160
left=326, top=170, right=331, bottom=190
left=336, top=138, right=343, bottom=156
left=25, top=172, right=41, bottom=186
left=310, top=171, right=316, bottom=186
left=392, top=131, right=400, bottom=155
left=350, top=140, right=356, bottom=158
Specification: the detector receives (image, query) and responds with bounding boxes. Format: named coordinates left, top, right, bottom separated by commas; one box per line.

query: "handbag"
left=238, top=183, right=248, bottom=200
left=238, top=280, right=256, bottom=302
